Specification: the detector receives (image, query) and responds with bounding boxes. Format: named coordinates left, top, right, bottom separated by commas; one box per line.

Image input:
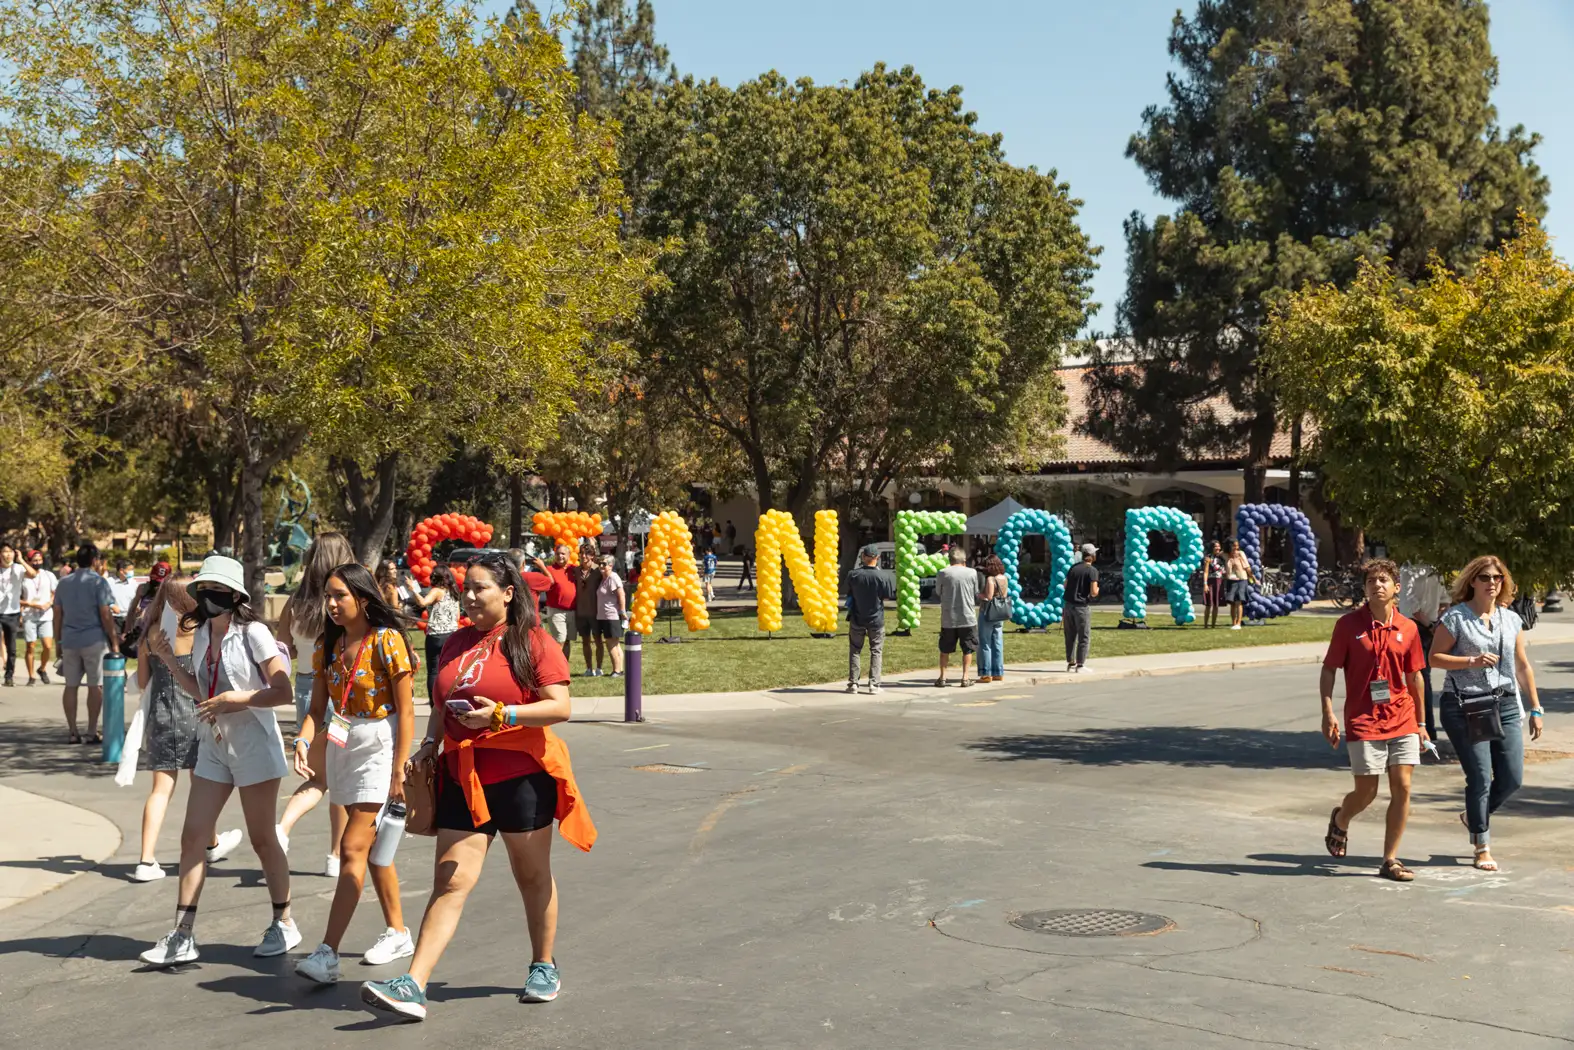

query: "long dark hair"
left=429, top=563, right=456, bottom=593
left=466, top=550, right=539, bottom=691
left=322, top=563, right=416, bottom=662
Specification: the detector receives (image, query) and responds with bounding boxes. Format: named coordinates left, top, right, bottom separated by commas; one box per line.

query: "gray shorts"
left=62, top=641, right=108, bottom=688
left=1348, top=735, right=1420, bottom=777
left=545, top=608, right=574, bottom=645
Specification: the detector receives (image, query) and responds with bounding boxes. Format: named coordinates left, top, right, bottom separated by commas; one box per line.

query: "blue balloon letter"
left=993, top=510, right=1075, bottom=627
left=1235, top=504, right=1319, bottom=619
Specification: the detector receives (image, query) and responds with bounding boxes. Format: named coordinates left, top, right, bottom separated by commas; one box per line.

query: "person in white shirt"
left=19, top=550, right=56, bottom=685
left=0, top=542, right=40, bottom=687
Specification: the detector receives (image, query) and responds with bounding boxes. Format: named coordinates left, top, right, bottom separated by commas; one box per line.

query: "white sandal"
left=1473, top=846, right=1498, bottom=872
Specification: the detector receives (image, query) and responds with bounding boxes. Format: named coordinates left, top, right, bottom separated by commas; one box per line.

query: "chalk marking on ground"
left=622, top=743, right=670, bottom=752
left=690, top=764, right=810, bottom=855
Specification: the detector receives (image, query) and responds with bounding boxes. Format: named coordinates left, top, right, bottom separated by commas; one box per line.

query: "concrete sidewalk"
left=0, top=783, right=121, bottom=911
left=574, top=617, right=1574, bottom=718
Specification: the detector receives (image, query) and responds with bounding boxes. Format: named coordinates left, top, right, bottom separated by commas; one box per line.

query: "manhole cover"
left=1009, top=909, right=1175, bottom=937
left=633, top=763, right=705, bottom=774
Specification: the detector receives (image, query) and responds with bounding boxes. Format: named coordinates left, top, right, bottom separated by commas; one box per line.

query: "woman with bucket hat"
left=140, top=555, right=300, bottom=968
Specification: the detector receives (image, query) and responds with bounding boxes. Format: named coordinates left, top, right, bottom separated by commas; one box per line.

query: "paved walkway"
left=0, top=783, right=121, bottom=911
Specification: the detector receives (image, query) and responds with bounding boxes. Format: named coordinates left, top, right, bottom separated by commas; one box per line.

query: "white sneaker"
left=361, top=926, right=415, bottom=966
left=255, top=917, right=303, bottom=957
left=275, top=824, right=290, bottom=855
left=206, top=828, right=243, bottom=864
left=323, top=854, right=340, bottom=878
left=140, top=929, right=198, bottom=967
left=845, top=682, right=857, bottom=694
left=131, top=862, right=166, bottom=883
left=295, top=942, right=341, bottom=984
left=1230, top=624, right=1242, bottom=631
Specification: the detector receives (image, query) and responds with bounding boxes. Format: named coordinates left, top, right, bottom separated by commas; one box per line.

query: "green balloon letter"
left=893, top=510, right=967, bottom=631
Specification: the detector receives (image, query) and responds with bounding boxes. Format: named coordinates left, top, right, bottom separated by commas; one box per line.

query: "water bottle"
left=369, top=801, right=406, bottom=868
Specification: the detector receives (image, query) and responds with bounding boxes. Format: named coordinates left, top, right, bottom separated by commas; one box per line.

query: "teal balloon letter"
left=993, top=509, right=1074, bottom=627
left=1122, top=507, right=1204, bottom=625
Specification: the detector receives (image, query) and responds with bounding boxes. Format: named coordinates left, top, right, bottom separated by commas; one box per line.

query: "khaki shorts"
left=1348, top=735, right=1420, bottom=777
left=62, top=641, right=108, bottom=688
left=545, top=608, right=574, bottom=645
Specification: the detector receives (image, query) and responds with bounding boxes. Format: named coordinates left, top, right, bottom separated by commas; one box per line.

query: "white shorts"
left=194, top=711, right=289, bottom=788
left=1348, top=735, right=1420, bottom=777
left=22, top=617, right=52, bottom=642
left=545, top=608, right=574, bottom=645
left=327, top=716, right=394, bottom=807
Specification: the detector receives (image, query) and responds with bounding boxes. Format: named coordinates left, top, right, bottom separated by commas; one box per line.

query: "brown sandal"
left=1379, top=859, right=1415, bottom=882
left=1324, top=807, right=1347, bottom=858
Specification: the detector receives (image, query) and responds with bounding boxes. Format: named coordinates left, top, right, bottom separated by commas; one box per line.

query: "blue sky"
left=489, top=1, right=1572, bottom=330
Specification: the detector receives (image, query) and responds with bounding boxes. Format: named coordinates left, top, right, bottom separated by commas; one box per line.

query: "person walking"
left=293, top=564, right=418, bottom=983
left=593, top=554, right=626, bottom=677
left=275, top=531, right=358, bottom=876
left=360, top=551, right=595, bottom=1021
left=20, top=549, right=56, bottom=685
left=845, top=544, right=895, bottom=694
left=976, top=555, right=1010, bottom=683
left=701, top=547, right=718, bottom=603
left=1063, top=544, right=1100, bottom=673
left=413, top=564, right=460, bottom=701
left=0, top=541, right=39, bottom=687
left=532, top=545, right=577, bottom=661
left=52, top=544, right=118, bottom=744
left=139, top=555, right=298, bottom=967
left=133, top=575, right=243, bottom=882
left=1201, top=540, right=1225, bottom=629
left=1429, top=555, right=1543, bottom=872
left=736, top=545, right=754, bottom=591
left=724, top=520, right=737, bottom=553
left=1224, top=539, right=1255, bottom=630
left=573, top=542, right=602, bottom=676
left=1320, top=559, right=1429, bottom=882
left=934, top=547, right=979, bottom=687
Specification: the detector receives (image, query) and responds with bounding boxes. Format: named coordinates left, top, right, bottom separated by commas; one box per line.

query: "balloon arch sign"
left=469, top=501, right=1320, bottom=637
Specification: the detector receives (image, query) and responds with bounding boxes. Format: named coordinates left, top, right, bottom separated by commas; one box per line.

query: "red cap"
left=150, top=561, right=172, bottom=581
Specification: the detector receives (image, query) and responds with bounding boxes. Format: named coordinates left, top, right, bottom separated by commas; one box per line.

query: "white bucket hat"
left=187, top=555, right=249, bottom=602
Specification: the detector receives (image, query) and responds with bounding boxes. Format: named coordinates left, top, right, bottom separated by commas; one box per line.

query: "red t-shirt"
left=436, top=625, right=571, bottom=784
left=1323, top=605, right=1425, bottom=741
left=540, top=565, right=576, bottom=610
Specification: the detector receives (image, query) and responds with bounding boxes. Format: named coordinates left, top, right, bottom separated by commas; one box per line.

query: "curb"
left=0, top=783, right=123, bottom=912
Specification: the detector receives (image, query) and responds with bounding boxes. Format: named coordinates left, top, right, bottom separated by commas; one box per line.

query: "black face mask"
left=195, top=590, right=239, bottom=618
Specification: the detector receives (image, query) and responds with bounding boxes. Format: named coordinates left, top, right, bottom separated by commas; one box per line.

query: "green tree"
left=1086, top=0, right=1548, bottom=502
left=1264, top=221, right=1574, bottom=587
left=624, top=65, right=1096, bottom=524
left=569, top=0, right=671, bottom=118
left=0, top=0, right=649, bottom=595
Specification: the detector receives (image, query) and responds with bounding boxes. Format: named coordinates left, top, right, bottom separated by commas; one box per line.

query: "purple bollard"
left=623, top=630, right=643, bottom=723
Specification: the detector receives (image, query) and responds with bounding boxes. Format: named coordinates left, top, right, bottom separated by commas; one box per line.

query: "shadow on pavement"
left=1145, top=852, right=1472, bottom=878
left=0, top=719, right=117, bottom=777
left=0, top=854, right=101, bottom=877
left=966, top=726, right=1341, bottom=769
left=1414, top=783, right=1574, bottom=820
left=333, top=984, right=517, bottom=1031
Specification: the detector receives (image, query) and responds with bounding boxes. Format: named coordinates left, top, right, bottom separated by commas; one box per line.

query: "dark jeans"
left=1440, top=692, right=1524, bottom=846
left=0, top=612, right=17, bottom=680
left=1063, top=605, right=1091, bottom=666
left=425, top=631, right=452, bottom=702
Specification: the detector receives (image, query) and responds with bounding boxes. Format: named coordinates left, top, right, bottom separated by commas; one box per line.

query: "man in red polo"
left=531, top=544, right=577, bottom=660
left=1320, top=558, right=1430, bottom=881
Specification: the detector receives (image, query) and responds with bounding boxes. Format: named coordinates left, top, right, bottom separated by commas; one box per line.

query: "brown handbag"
left=403, top=751, right=440, bottom=837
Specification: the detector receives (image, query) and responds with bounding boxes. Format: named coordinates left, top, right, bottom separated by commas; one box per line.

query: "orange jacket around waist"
left=444, top=723, right=596, bottom=851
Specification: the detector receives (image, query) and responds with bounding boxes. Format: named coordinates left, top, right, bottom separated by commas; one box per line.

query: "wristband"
left=489, top=703, right=506, bottom=733
left=1531, top=709, right=1545, bottom=717
left=293, top=737, right=307, bottom=749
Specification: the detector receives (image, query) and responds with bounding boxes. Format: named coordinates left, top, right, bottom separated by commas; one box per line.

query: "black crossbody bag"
left=1451, top=614, right=1509, bottom=745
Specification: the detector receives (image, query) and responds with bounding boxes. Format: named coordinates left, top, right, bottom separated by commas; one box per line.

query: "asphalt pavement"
left=4, top=643, right=1574, bottom=1048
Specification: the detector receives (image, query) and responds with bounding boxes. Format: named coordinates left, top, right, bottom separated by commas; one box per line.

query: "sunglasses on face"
left=1476, top=573, right=1505, bottom=583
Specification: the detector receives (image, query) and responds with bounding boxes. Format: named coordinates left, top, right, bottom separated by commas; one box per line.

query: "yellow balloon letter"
left=628, top=511, right=710, bottom=635
left=754, top=509, right=839, bottom=633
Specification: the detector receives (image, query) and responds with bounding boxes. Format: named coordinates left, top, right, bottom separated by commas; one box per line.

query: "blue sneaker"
left=361, top=974, right=427, bottom=1021
left=519, top=961, right=560, bottom=1003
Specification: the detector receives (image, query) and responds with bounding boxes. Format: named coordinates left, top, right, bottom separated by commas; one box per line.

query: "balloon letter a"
left=628, top=512, right=710, bottom=635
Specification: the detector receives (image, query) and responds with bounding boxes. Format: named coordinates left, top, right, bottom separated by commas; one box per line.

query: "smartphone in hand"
left=445, top=698, right=475, bottom=717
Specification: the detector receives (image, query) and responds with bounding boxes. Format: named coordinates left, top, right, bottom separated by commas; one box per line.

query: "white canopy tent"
left=964, top=496, right=1030, bottom=536
left=601, top=510, right=652, bottom=536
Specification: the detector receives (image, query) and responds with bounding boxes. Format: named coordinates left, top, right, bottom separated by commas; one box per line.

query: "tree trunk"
left=749, top=448, right=776, bottom=515
left=335, top=451, right=401, bottom=567
left=1288, top=417, right=1303, bottom=509
left=238, top=455, right=270, bottom=604
left=509, top=472, right=525, bottom=548
left=1242, top=406, right=1277, bottom=505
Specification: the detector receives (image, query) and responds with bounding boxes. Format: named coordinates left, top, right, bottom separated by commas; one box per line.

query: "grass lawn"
left=557, top=607, right=1335, bottom=697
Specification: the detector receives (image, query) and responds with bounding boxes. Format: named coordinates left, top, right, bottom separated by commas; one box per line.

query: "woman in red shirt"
left=361, top=550, right=592, bottom=1023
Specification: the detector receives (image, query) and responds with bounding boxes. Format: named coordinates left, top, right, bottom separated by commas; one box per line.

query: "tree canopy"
left=624, top=65, right=1096, bottom=520
left=0, top=0, right=649, bottom=590
left=1264, top=221, right=1574, bottom=587
left=1086, top=0, right=1548, bottom=501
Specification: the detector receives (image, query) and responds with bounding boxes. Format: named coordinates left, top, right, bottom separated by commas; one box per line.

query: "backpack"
left=1511, top=593, right=1538, bottom=631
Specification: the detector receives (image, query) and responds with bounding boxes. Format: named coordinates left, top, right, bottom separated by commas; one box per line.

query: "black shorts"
left=939, top=625, right=979, bottom=655
left=434, top=769, right=557, bottom=835
left=576, top=616, right=596, bottom=640
left=595, top=618, right=619, bottom=639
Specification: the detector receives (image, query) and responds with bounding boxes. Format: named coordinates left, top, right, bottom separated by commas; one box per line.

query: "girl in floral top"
left=292, top=563, right=417, bottom=984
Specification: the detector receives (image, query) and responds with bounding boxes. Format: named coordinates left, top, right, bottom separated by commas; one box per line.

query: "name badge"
left=1369, top=679, right=1392, bottom=704
left=327, top=709, right=351, bottom=747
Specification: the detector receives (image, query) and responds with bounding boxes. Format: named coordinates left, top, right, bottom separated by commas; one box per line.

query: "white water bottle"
left=369, top=801, right=406, bottom=868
